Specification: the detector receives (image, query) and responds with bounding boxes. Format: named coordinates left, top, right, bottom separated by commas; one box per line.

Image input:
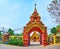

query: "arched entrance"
left=30, top=31, right=40, bottom=42
left=23, top=4, right=47, bottom=46
left=28, top=27, right=43, bottom=45
left=23, top=27, right=47, bottom=46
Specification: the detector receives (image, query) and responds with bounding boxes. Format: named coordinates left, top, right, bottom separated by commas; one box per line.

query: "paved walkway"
left=0, top=44, right=60, bottom=49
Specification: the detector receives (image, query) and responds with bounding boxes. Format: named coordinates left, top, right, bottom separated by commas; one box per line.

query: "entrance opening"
left=30, top=31, right=41, bottom=46
left=23, top=27, right=47, bottom=46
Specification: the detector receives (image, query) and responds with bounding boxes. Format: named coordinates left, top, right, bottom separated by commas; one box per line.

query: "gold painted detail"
left=25, top=21, right=45, bottom=33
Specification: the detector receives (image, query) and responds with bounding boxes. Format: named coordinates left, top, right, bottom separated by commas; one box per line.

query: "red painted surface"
left=23, top=27, right=47, bottom=46
left=28, top=27, right=43, bottom=35
left=23, top=5, right=47, bottom=46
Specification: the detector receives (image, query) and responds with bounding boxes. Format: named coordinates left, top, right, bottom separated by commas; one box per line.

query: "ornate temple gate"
left=23, top=4, right=47, bottom=46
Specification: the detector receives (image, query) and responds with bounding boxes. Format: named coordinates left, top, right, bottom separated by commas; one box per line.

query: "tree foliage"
left=0, top=31, right=1, bottom=36
left=15, top=33, right=23, bottom=36
left=47, top=0, right=60, bottom=24
left=17, top=37, right=23, bottom=46
left=48, top=34, right=52, bottom=36
left=51, top=27, right=57, bottom=35
left=8, top=28, right=14, bottom=35
left=56, top=25, right=60, bottom=30
left=8, top=38, right=18, bottom=45
left=0, top=31, right=2, bottom=38
left=8, top=37, right=23, bottom=46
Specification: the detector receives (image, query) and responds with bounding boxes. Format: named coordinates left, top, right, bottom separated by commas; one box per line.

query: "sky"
left=0, top=0, right=58, bottom=34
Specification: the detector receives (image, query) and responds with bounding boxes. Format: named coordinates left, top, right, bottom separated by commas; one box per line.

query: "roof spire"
left=34, top=3, right=37, bottom=11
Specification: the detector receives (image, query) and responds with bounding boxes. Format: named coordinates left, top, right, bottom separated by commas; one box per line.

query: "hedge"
left=8, top=37, right=23, bottom=46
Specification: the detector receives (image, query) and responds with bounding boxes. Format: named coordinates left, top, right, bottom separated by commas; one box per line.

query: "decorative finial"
left=34, top=3, right=37, bottom=11
left=35, top=3, right=36, bottom=7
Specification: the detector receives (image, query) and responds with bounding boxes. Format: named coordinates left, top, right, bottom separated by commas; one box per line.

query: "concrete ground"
left=0, top=42, right=60, bottom=49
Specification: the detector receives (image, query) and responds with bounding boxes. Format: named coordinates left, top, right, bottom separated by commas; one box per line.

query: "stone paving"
left=0, top=43, right=60, bottom=49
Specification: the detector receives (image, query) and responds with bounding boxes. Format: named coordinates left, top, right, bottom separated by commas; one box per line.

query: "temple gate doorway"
left=23, top=4, right=47, bottom=46
left=30, top=31, right=41, bottom=46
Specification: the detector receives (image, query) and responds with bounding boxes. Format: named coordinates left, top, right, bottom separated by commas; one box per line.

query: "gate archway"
left=28, top=27, right=44, bottom=45
left=23, top=4, right=47, bottom=46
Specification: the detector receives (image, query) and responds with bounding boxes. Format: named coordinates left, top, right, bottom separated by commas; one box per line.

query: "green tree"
left=0, top=31, right=2, bottom=38
left=20, top=33, right=23, bottom=36
left=56, top=25, right=60, bottom=30
left=8, top=28, right=14, bottom=35
left=15, top=34, right=21, bottom=36
left=48, top=33, right=52, bottom=36
left=17, top=37, right=23, bottom=46
left=15, top=33, right=23, bottom=36
left=8, top=37, right=23, bottom=46
left=8, top=38, right=18, bottom=45
left=51, top=27, right=57, bottom=35
left=0, top=31, right=1, bottom=35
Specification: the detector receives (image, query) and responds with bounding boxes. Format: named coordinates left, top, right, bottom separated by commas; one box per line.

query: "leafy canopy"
left=8, top=28, right=14, bottom=35
left=51, top=27, right=57, bottom=35
left=0, top=31, right=1, bottom=36
left=56, top=25, right=60, bottom=30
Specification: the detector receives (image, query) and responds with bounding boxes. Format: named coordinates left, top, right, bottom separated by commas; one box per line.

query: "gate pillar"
left=23, top=33, right=29, bottom=46
left=42, top=33, right=47, bottom=46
